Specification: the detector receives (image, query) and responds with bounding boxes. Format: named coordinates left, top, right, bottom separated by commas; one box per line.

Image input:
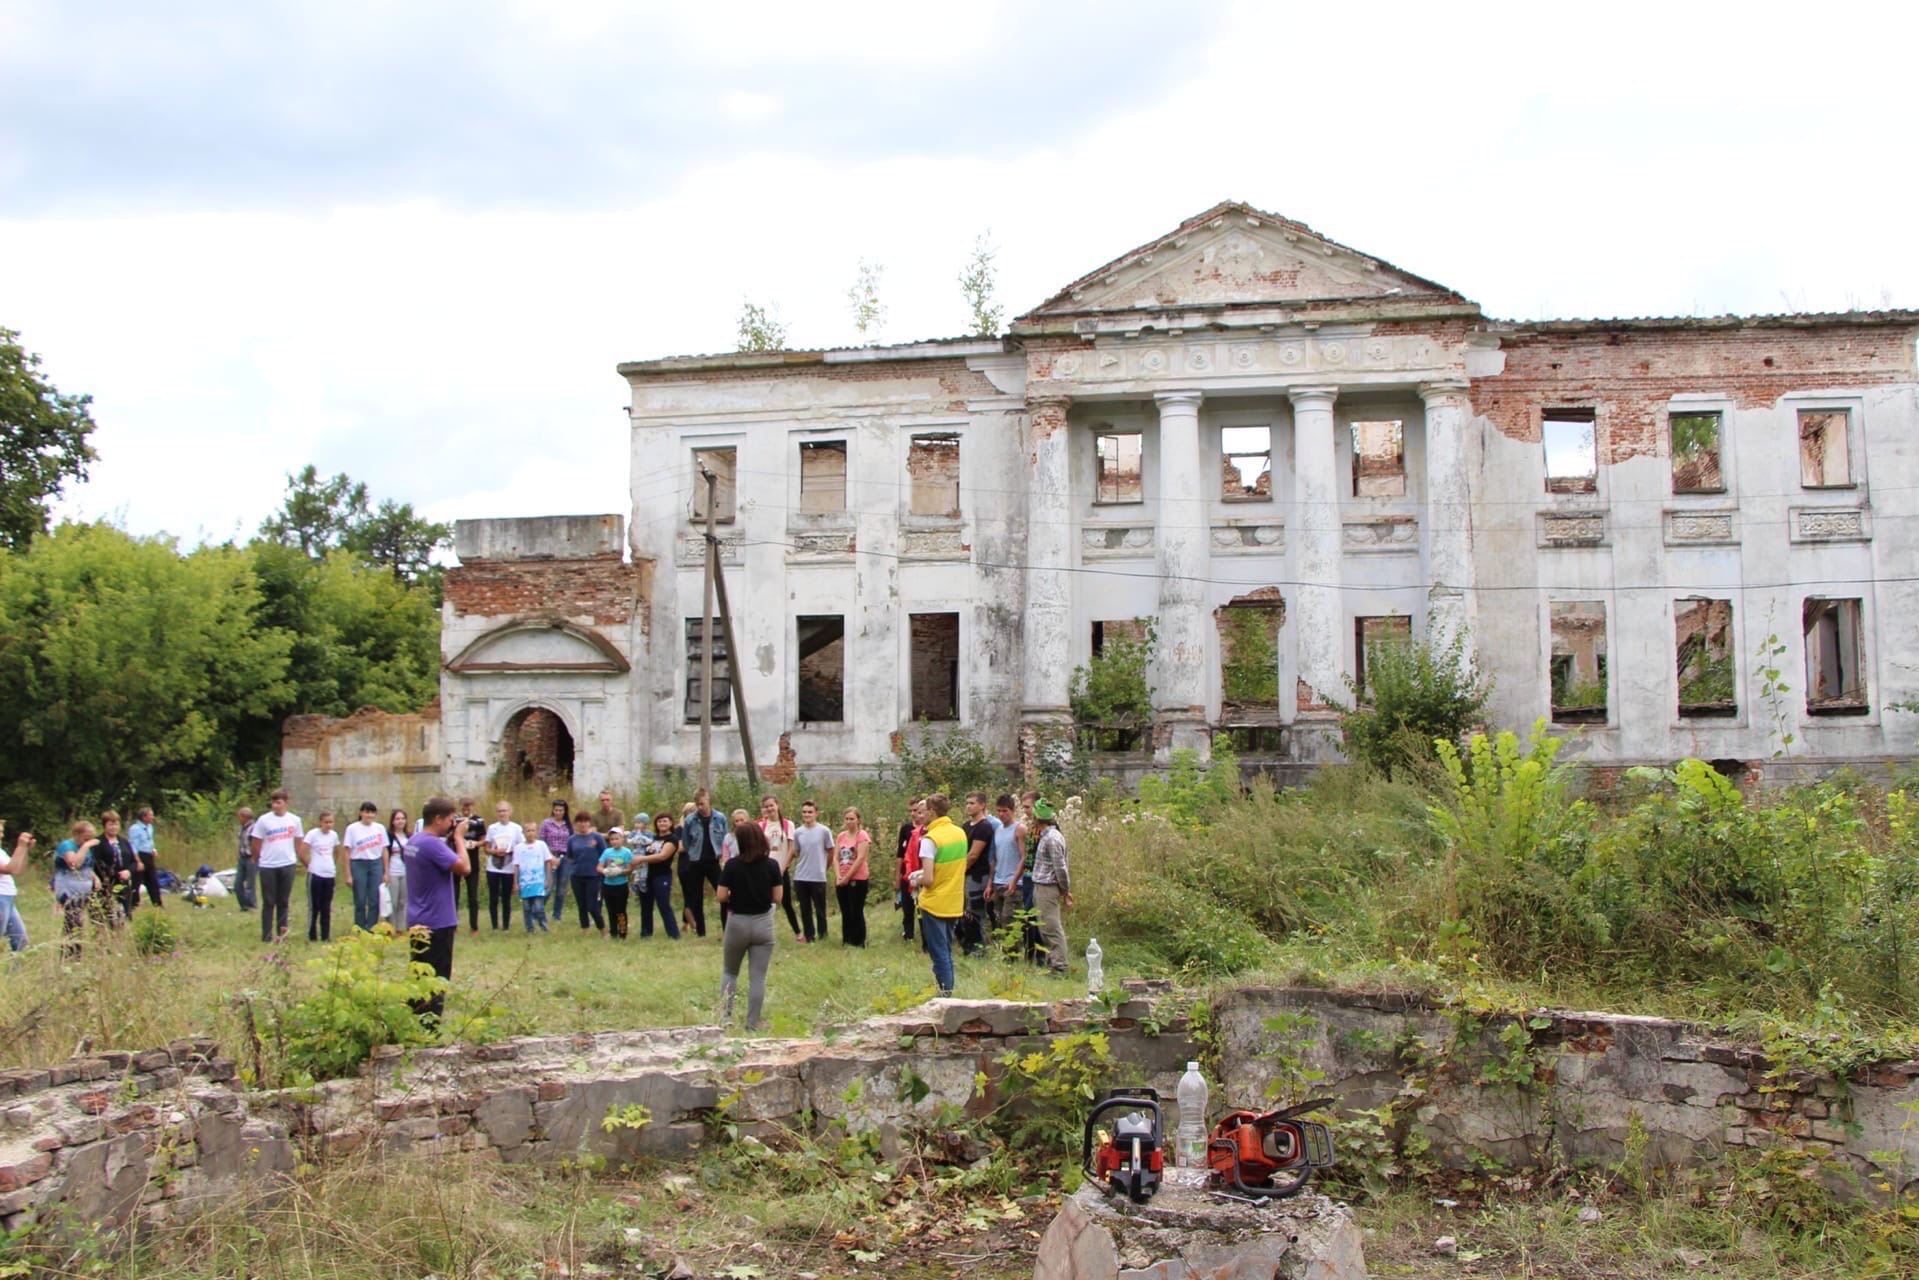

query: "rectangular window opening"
left=690, top=447, right=737, bottom=523
left=683, top=618, right=732, bottom=725
left=1550, top=601, right=1609, bottom=723
left=1803, top=598, right=1866, bottom=714
left=1217, top=600, right=1283, bottom=713
left=1221, top=426, right=1273, bottom=501
left=1352, top=420, right=1407, bottom=498
left=1094, top=431, right=1143, bottom=504
left=1675, top=598, right=1736, bottom=717
left=1670, top=412, right=1725, bottom=494
left=908, top=612, right=960, bottom=721
left=798, top=441, right=847, bottom=515
left=1083, top=619, right=1152, bottom=751
left=1798, top=410, right=1852, bottom=487
left=796, top=615, right=846, bottom=722
left=1543, top=409, right=1598, bottom=495
left=907, top=434, right=961, bottom=517
left=1354, top=615, right=1413, bottom=697
left=1091, top=618, right=1149, bottom=659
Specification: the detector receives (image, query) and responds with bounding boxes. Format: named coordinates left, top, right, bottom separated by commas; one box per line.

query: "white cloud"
left=720, top=90, right=781, bottom=124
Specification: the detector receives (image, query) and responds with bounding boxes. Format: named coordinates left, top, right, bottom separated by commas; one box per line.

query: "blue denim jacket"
left=680, top=810, right=728, bottom=863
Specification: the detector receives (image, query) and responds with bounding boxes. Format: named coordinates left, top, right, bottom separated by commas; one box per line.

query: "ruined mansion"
left=281, top=202, right=1919, bottom=802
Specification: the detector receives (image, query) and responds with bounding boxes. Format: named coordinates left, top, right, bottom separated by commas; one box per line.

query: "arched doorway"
left=502, top=706, right=574, bottom=787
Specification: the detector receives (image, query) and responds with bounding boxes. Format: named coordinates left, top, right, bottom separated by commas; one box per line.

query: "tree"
left=259, top=465, right=369, bottom=556
left=0, top=523, right=293, bottom=819
left=847, top=259, right=886, bottom=343
left=342, top=498, right=452, bottom=593
left=736, top=299, right=788, bottom=352
left=1069, top=622, right=1156, bottom=751
left=958, top=232, right=1004, bottom=337
left=0, top=327, right=98, bottom=551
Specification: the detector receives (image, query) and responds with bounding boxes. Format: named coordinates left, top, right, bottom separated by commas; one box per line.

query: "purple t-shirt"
left=404, top=831, right=460, bottom=930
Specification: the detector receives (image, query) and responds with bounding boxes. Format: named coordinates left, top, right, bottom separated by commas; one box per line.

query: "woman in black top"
left=717, top=821, right=784, bottom=1031
left=96, top=811, right=141, bottom=922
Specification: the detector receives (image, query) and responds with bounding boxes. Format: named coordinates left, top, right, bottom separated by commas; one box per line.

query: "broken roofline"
left=616, top=335, right=1008, bottom=377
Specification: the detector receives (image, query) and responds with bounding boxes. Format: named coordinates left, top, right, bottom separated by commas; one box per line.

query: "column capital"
left=1027, top=394, right=1073, bottom=413
left=1153, top=389, right=1204, bottom=411
left=1287, top=385, right=1338, bottom=410
left=1418, top=379, right=1471, bottom=409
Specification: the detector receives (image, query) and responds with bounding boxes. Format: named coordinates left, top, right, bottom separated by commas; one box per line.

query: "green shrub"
left=130, top=909, right=179, bottom=957
left=1135, top=743, right=1240, bottom=830
left=890, top=719, right=1003, bottom=799
left=273, top=928, right=443, bottom=1082
left=1069, top=621, right=1154, bottom=748
left=1335, top=630, right=1489, bottom=779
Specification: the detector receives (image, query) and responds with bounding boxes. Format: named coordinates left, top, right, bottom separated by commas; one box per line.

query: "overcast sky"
left=6, top=0, right=1916, bottom=545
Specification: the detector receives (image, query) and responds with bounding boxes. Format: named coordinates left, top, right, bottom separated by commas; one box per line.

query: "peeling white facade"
left=437, top=202, right=1919, bottom=787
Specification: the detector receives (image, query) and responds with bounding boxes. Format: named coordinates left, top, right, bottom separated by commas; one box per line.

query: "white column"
left=1289, top=386, right=1342, bottom=728
left=1153, top=390, right=1209, bottom=757
left=1020, top=397, right=1074, bottom=771
left=1420, top=381, right=1476, bottom=658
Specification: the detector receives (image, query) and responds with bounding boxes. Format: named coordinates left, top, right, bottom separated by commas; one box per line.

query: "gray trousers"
left=720, top=909, right=776, bottom=1031
left=1035, top=883, right=1068, bottom=971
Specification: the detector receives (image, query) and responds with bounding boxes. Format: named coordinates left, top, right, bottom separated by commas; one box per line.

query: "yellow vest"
left=918, top=815, right=968, bottom=919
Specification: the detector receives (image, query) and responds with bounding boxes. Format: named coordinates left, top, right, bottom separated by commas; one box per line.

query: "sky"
left=5, top=0, right=1917, bottom=546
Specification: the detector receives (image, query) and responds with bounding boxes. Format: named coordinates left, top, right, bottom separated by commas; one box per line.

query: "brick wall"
left=444, top=554, right=649, bottom=628
left=1476, top=321, right=1918, bottom=464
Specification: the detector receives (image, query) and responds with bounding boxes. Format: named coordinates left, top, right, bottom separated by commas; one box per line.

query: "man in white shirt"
left=343, top=801, right=388, bottom=932
left=248, top=788, right=304, bottom=944
left=484, top=801, right=522, bottom=931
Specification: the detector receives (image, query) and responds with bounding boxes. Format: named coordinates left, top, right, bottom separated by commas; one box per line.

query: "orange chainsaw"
left=1205, top=1096, right=1336, bottom=1199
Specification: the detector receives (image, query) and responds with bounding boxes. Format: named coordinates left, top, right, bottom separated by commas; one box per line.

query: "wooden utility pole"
left=711, top=554, right=760, bottom=791
left=698, top=465, right=717, bottom=791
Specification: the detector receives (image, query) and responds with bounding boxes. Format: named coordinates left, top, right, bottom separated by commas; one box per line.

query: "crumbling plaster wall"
left=440, top=516, right=646, bottom=796
left=1470, top=324, right=1919, bottom=765
left=281, top=706, right=443, bottom=815
left=625, top=350, right=1029, bottom=777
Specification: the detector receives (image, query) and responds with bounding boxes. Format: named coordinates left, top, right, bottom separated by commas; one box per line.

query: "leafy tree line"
left=0, top=327, right=448, bottom=827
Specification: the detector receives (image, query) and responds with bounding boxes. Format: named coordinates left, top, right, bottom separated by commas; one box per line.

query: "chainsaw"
left=1081, top=1088, right=1165, bottom=1204
left=1205, top=1096, right=1336, bottom=1199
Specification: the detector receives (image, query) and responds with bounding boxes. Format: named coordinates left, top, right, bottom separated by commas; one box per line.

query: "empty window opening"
left=1091, top=617, right=1150, bottom=658
left=799, top=441, right=847, bottom=514
left=1542, top=410, right=1598, bottom=494
left=1798, top=410, right=1852, bottom=487
left=796, top=615, right=846, bottom=722
left=691, top=447, right=737, bottom=523
left=1675, top=598, right=1736, bottom=717
left=1353, top=615, right=1413, bottom=696
left=1352, top=420, right=1407, bottom=498
left=1670, top=412, right=1725, bottom=493
left=684, top=618, right=732, bottom=724
left=908, top=612, right=960, bottom=721
left=1221, top=426, right=1273, bottom=500
left=1217, top=594, right=1283, bottom=713
left=1803, top=598, right=1866, bottom=713
left=1094, top=431, right=1144, bottom=504
left=1550, top=601, right=1609, bottom=723
left=907, top=434, right=961, bottom=517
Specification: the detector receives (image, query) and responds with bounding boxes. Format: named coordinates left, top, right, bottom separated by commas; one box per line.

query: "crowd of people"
left=0, top=782, right=1074, bottom=1033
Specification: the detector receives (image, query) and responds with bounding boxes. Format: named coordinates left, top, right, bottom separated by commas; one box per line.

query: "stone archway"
left=502, top=706, right=574, bottom=787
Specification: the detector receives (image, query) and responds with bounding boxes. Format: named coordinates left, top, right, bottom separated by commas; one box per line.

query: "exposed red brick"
left=444, top=555, right=650, bottom=628
left=762, top=733, right=799, bottom=786
left=1474, top=323, right=1916, bottom=465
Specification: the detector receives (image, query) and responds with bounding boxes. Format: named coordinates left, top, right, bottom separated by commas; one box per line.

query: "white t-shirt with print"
left=252, top=811, right=304, bottom=869
left=485, top=821, right=521, bottom=873
left=344, top=820, right=388, bottom=862
left=303, top=829, right=340, bottom=878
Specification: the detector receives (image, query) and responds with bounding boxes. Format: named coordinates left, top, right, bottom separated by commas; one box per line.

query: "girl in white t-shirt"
left=301, top=810, right=339, bottom=943
left=342, top=802, right=389, bottom=932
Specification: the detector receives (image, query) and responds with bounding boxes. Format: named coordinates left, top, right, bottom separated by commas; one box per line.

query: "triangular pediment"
left=446, top=618, right=629, bottom=675
left=1019, top=201, right=1464, bottom=320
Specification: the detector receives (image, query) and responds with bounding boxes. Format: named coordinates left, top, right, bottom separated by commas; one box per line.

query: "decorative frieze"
left=1047, top=333, right=1455, bottom=385
left=1789, top=506, right=1870, bottom=544
left=1081, top=525, right=1155, bottom=558
left=1210, top=521, right=1284, bottom=554
left=674, top=531, right=743, bottom=568
left=787, top=530, right=855, bottom=559
left=1663, top=509, right=1738, bottom=547
left=1342, top=515, right=1417, bottom=553
left=899, top=528, right=967, bottom=560
left=1537, top=512, right=1606, bottom=548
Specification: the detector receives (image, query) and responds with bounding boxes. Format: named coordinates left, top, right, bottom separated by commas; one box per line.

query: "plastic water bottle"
left=1085, top=937, right=1103, bottom=998
left=1176, top=1060, right=1209, bottom=1169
